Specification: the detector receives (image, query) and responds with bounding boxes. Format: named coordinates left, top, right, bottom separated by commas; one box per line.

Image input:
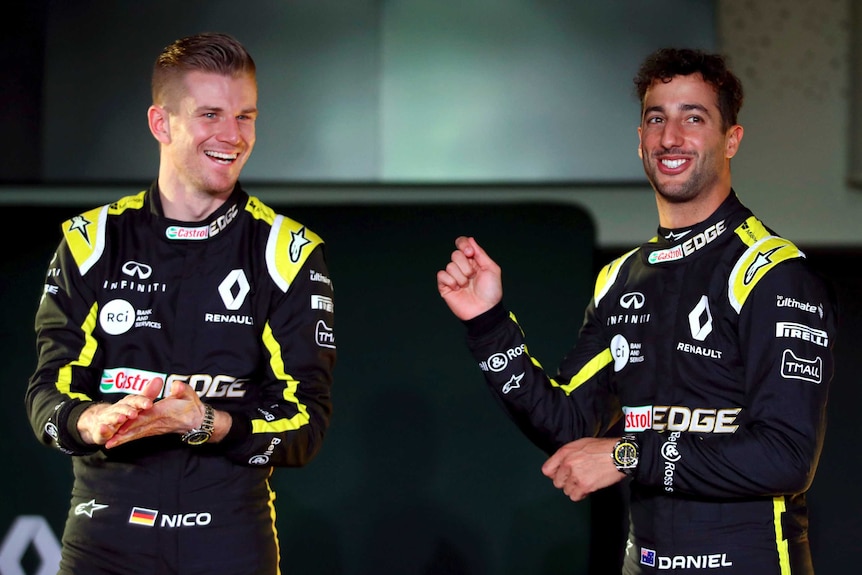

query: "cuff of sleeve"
left=62, top=401, right=101, bottom=454
left=220, top=411, right=251, bottom=448
left=463, top=302, right=509, bottom=338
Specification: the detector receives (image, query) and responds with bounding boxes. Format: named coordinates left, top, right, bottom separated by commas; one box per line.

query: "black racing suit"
left=25, top=183, right=336, bottom=575
left=463, top=191, right=837, bottom=574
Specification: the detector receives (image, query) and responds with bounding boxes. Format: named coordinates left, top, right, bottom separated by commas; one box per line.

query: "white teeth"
left=662, top=159, right=685, bottom=169
left=205, top=151, right=238, bottom=162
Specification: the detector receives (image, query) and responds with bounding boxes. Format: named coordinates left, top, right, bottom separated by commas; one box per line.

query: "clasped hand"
left=77, top=379, right=206, bottom=449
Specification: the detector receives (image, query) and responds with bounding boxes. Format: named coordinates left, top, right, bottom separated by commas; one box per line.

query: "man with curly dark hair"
left=438, top=47, right=837, bottom=574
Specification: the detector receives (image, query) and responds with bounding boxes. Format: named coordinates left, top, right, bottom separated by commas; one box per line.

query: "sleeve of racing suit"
left=464, top=299, right=622, bottom=455
left=25, top=239, right=103, bottom=456
left=635, top=259, right=838, bottom=498
left=219, top=243, right=335, bottom=468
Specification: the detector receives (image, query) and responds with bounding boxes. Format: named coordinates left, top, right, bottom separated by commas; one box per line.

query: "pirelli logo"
left=775, top=322, right=828, bottom=347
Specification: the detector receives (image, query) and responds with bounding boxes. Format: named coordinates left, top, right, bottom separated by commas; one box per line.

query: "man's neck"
left=656, top=187, right=731, bottom=229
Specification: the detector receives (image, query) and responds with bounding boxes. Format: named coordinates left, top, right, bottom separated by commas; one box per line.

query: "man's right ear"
left=148, top=105, right=171, bottom=143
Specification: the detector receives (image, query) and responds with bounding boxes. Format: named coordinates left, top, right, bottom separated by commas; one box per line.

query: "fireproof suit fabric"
left=463, top=192, right=837, bottom=574
left=25, top=183, right=336, bottom=575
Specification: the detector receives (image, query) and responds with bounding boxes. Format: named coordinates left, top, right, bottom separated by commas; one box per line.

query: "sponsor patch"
left=100, top=367, right=166, bottom=396
left=623, top=405, right=652, bottom=432
left=775, top=322, right=829, bottom=347
left=781, top=349, right=822, bottom=383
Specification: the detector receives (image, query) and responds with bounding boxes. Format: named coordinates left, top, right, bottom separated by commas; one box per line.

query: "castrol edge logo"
left=623, top=404, right=741, bottom=433
left=648, top=220, right=727, bottom=264
left=623, top=405, right=652, bottom=432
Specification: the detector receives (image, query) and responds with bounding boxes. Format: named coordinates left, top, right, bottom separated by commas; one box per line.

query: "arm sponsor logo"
left=775, top=321, right=829, bottom=347
left=781, top=349, right=822, bottom=384
left=311, top=294, right=333, bottom=312
left=480, top=344, right=527, bottom=372
left=316, top=319, right=336, bottom=348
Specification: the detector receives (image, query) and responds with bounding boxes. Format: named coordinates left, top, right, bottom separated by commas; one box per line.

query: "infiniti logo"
left=121, top=261, right=153, bottom=279
left=620, top=292, right=645, bottom=310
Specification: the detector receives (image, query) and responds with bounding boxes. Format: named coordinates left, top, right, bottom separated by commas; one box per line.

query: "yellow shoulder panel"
left=264, top=211, right=324, bottom=293
left=594, top=246, right=640, bottom=306
left=63, top=191, right=147, bottom=275
left=728, top=235, right=805, bottom=313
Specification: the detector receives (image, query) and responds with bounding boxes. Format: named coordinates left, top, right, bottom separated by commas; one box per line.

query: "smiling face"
left=150, top=70, right=258, bottom=199
left=637, top=73, right=742, bottom=220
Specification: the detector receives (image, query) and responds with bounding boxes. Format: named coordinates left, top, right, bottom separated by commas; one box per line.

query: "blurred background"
left=1, top=1, right=859, bottom=573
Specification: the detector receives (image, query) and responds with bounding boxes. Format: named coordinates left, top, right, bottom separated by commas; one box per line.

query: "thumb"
left=141, top=376, right=166, bottom=401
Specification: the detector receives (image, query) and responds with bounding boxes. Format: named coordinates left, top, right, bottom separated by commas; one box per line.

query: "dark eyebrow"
left=643, top=103, right=712, bottom=117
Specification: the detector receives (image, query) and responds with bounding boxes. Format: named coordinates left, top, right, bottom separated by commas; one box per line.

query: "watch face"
left=614, top=441, right=638, bottom=467
left=183, top=431, right=211, bottom=446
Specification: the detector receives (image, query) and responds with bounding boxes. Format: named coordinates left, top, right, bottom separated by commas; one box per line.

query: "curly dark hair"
left=634, top=48, right=744, bottom=130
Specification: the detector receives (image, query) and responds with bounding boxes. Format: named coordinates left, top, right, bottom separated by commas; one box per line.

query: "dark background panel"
left=3, top=202, right=628, bottom=574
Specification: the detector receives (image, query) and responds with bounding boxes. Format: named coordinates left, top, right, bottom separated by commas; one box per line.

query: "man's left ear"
left=726, top=124, right=744, bottom=159
left=148, top=105, right=171, bottom=144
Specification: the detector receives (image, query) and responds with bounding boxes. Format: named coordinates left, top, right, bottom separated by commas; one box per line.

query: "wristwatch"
left=612, top=434, right=639, bottom=476
left=181, top=404, right=215, bottom=446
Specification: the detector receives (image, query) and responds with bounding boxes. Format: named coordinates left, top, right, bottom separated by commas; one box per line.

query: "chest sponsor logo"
left=100, top=369, right=249, bottom=398
left=610, top=334, right=644, bottom=372
left=311, top=294, right=333, bottom=312
left=209, top=269, right=254, bottom=324
left=619, top=292, right=645, bottom=309
left=480, top=344, right=527, bottom=372
left=775, top=321, right=829, bottom=347
left=103, top=260, right=167, bottom=294
left=99, top=299, right=136, bottom=335
left=166, top=225, right=209, bottom=240
left=316, top=319, right=336, bottom=348
left=622, top=405, right=741, bottom=434
left=164, top=204, right=239, bottom=241
left=623, top=405, right=652, bottom=431
left=101, top=368, right=166, bottom=396
left=648, top=220, right=726, bottom=264
left=781, top=349, right=822, bottom=384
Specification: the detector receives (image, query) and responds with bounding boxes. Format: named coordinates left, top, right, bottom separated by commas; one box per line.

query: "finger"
left=141, top=376, right=165, bottom=401
left=463, top=237, right=496, bottom=269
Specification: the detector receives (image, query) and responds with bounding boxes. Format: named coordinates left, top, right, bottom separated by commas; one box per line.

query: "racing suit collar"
left=148, top=181, right=248, bottom=243
left=645, top=190, right=748, bottom=265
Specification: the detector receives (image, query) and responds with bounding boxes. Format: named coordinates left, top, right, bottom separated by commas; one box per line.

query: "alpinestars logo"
left=289, top=227, right=312, bottom=263
left=67, top=215, right=93, bottom=245
left=744, top=245, right=784, bottom=284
